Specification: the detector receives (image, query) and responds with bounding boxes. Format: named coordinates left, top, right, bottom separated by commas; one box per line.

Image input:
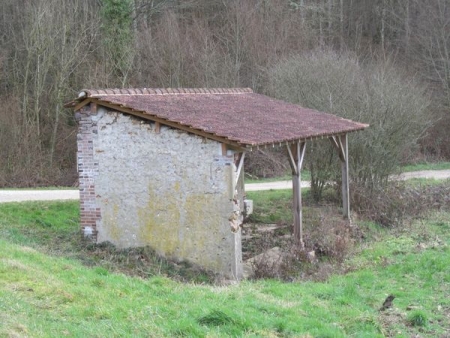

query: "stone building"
left=66, top=88, right=368, bottom=280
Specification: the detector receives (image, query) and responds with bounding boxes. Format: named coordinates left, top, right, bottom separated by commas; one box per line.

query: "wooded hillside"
left=1, top=0, right=449, bottom=187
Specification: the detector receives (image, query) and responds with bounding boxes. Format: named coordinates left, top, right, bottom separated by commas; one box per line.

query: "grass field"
left=401, top=161, right=450, bottom=172
left=1, top=200, right=449, bottom=337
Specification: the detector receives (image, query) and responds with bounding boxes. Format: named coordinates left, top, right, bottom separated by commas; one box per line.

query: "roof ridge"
left=79, top=87, right=253, bottom=98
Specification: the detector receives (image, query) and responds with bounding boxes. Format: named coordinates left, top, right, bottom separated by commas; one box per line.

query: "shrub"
left=351, top=180, right=450, bottom=227
left=268, top=49, right=432, bottom=199
left=245, top=148, right=289, bottom=179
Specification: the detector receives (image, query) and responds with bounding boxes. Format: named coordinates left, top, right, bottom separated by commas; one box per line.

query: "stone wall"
left=77, top=106, right=244, bottom=279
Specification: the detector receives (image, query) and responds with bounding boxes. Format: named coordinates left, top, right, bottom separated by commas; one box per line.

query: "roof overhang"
left=65, top=88, right=369, bottom=150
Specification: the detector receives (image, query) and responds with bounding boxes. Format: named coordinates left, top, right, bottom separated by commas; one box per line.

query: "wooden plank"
left=74, top=98, right=92, bottom=112
left=235, top=153, right=245, bottom=186
left=292, top=173, right=301, bottom=243
left=329, top=136, right=340, bottom=152
left=222, top=143, right=228, bottom=156
left=329, top=136, right=345, bottom=162
left=337, top=136, right=346, bottom=162
left=298, top=141, right=306, bottom=169
left=286, top=144, right=298, bottom=175
left=155, top=122, right=161, bottom=133
left=90, top=102, right=97, bottom=114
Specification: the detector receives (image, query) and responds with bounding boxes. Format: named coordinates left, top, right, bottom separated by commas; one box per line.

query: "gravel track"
left=1, top=170, right=449, bottom=203
left=0, top=190, right=79, bottom=203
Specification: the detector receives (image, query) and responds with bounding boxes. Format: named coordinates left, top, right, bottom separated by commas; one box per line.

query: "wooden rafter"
left=235, top=153, right=245, bottom=186
left=329, top=135, right=346, bottom=162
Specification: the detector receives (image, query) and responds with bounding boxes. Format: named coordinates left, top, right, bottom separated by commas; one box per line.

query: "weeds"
left=197, top=310, right=237, bottom=326
left=407, top=310, right=428, bottom=327
left=244, top=206, right=357, bottom=281
left=245, top=180, right=450, bottom=282
left=352, top=180, right=450, bottom=227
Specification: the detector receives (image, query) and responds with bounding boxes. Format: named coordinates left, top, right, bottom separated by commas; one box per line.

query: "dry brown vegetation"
left=244, top=179, right=450, bottom=281
left=1, top=0, right=450, bottom=187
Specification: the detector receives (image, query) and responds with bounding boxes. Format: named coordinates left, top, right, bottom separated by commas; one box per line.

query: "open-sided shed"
left=66, top=87, right=368, bottom=279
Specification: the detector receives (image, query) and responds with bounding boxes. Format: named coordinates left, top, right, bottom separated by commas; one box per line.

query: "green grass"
left=245, top=188, right=335, bottom=224
left=1, top=202, right=450, bottom=337
left=246, top=189, right=294, bottom=224
left=0, top=186, right=78, bottom=190
left=404, top=177, right=448, bottom=187
left=401, top=161, right=450, bottom=172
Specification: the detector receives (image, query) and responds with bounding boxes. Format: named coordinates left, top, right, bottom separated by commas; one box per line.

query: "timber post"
left=329, top=134, right=350, bottom=219
left=287, top=141, right=306, bottom=248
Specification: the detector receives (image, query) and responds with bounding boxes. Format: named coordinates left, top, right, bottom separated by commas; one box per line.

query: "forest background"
left=1, top=0, right=449, bottom=188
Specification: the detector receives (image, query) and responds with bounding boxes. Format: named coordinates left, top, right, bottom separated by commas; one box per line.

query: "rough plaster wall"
left=91, top=108, right=243, bottom=279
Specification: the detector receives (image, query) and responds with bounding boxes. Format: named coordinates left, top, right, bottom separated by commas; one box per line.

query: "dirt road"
left=0, top=190, right=79, bottom=203
left=1, top=170, right=449, bottom=203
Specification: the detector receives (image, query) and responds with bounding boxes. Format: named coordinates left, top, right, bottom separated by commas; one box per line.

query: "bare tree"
left=411, top=0, right=450, bottom=106
left=0, top=0, right=99, bottom=185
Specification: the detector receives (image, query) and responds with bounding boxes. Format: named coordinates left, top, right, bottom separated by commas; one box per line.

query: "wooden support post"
left=329, top=134, right=350, bottom=219
left=90, top=102, right=97, bottom=114
left=222, top=143, right=228, bottom=156
left=341, top=134, right=350, bottom=219
left=287, top=141, right=306, bottom=248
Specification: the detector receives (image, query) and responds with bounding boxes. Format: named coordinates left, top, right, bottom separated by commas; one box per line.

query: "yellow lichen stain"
left=136, top=183, right=180, bottom=256
left=182, top=193, right=229, bottom=271
left=103, top=202, right=120, bottom=242
left=133, top=179, right=234, bottom=273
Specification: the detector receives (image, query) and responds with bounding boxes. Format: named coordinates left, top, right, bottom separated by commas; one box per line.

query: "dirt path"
left=395, top=169, right=450, bottom=180
left=245, top=180, right=310, bottom=191
left=0, top=190, right=79, bottom=203
left=1, top=170, right=450, bottom=203
left=245, top=169, right=450, bottom=191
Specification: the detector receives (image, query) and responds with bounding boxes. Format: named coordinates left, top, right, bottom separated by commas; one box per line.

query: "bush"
left=351, top=180, right=450, bottom=227
left=245, top=148, right=289, bottom=179
left=268, top=49, right=432, bottom=199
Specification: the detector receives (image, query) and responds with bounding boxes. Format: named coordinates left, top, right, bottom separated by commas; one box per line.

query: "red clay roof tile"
left=71, top=88, right=368, bottom=147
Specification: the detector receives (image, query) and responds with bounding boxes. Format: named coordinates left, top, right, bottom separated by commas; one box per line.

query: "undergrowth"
left=244, top=180, right=450, bottom=282
left=352, top=180, right=450, bottom=227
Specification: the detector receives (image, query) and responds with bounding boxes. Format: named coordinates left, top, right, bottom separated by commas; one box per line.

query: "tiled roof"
left=69, top=88, right=368, bottom=148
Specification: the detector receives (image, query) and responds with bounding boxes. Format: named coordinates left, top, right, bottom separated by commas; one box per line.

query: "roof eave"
left=64, top=89, right=370, bottom=151
left=89, top=98, right=248, bottom=150
left=244, top=124, right=369, bottom=150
